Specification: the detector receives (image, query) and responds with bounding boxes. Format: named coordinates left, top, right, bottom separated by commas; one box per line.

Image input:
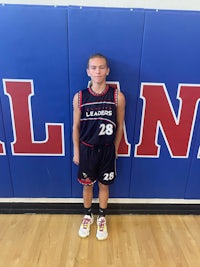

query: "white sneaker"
left=78, top=214, right=94, bottom=238
left=96, top=216, right=108, bottom=240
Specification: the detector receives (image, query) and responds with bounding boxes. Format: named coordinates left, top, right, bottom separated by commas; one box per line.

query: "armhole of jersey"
left=114, top=88, right=118, bottom=106
left=78, top=91, right=82, bottom=110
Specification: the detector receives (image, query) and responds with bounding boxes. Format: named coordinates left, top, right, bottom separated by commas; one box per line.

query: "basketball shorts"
left=78, top=142, right=116, bottom=186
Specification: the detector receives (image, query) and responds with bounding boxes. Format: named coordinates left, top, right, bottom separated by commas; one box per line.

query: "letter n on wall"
left=135, top=83, right=200, bottom=158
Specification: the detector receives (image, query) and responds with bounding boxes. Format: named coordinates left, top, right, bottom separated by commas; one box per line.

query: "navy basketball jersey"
left=78, top=85, right=118, bottom=145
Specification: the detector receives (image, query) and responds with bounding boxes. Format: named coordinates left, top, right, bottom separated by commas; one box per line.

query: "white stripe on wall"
left=1, top=0, right=200, bottom=11
left=0, top=198, right=200, bottom=204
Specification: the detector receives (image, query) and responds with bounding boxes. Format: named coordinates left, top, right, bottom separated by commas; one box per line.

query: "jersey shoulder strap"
left=108, top=85, right=118, bottom=106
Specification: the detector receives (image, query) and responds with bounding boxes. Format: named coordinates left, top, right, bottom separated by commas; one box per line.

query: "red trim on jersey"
left=80, top=101, right=116, bottom=107
left=78, top=178, right=96, bottom=186
left=81, top=141, right=111, bottom=147
left=78, top=91, right=82, bottom=110
left=88, top=84, right=109, bottom=96
left=81, top=141, right=94, bottom=147
left=80, top=117, right=116, bottom=128
left=114, top=88, right=118, bottom=106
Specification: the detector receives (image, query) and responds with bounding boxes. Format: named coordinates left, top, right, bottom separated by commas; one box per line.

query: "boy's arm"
left=114, top=91, right=126, bottom=156
left=73, top=93, right=81, bottom=165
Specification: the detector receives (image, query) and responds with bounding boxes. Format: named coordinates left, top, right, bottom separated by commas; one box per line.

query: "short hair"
left=87, top=53, right=109, bottom=68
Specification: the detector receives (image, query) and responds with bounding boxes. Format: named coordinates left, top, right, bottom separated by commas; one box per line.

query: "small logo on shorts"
left=82, top=172, right=88, bottom=178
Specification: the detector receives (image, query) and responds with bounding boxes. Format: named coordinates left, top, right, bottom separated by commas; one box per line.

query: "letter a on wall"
left=106, top=81, right=131, bottom=156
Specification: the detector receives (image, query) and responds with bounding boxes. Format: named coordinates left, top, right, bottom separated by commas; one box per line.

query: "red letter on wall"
left=135, top=83, right=200, bottom=158
left=0, top=142, right=6, bottom=155
left=107, top=81, right=131, bottom=156
left=3, top=79, right=64, bottom=156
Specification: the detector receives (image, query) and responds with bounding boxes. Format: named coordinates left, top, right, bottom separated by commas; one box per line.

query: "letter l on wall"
left=3, top=79, right=64, bottom=156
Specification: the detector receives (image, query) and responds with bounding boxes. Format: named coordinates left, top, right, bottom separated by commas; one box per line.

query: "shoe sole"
left=79, top=233, right=89, bottom=238
left=96, top=233, right=108, bottom=240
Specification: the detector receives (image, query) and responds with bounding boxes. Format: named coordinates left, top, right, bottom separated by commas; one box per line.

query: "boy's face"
left=87, top=57, right=110, bottom=84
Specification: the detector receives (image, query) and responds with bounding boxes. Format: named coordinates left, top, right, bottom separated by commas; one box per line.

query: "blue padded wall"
left=131, top=10, right=200, bottom=198
left=0, top=5, right=71, bottom=197
left=0, top=5, right=200, bottom=199
left=0, top=99, right=13, bottom=196
left=68, top=7, right=144, bottom=197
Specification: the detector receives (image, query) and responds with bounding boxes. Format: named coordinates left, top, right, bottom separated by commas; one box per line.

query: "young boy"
left=73, top=53, right=125, bottom=240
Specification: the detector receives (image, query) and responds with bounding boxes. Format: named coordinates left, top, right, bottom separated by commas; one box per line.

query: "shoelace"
left=82, top=218, right=91, bottom=229
left=98, top=218, right=106, bottom=231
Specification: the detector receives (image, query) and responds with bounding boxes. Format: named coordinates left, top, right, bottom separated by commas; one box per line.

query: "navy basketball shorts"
left=78, top=142, right=116, bottom=186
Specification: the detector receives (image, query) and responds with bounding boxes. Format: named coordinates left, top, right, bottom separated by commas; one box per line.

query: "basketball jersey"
left=78, top=85, right=118, bottom=145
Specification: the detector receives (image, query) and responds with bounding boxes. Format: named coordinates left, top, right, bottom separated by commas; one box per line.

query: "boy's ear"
left=86, top=68, right=90, bottom=77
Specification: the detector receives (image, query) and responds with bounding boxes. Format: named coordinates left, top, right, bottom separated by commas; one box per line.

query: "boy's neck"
left=90, top=82, right=107, bottom=94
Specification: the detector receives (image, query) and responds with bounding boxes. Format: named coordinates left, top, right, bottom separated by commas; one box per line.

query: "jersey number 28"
left=99, top=123, right=113, bottom=136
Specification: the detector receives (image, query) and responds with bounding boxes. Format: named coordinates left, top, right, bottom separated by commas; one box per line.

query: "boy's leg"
left=96, top=144, right=116, bottom=240
left=79, top=184, right=94, bottom=238
left=96, top=182, right=109, bottom=240
left=83, top=184, right=94, bottom=215
left=83, top=184, right=94, bottom=211
left=98, top=182, right=109, bottom=211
